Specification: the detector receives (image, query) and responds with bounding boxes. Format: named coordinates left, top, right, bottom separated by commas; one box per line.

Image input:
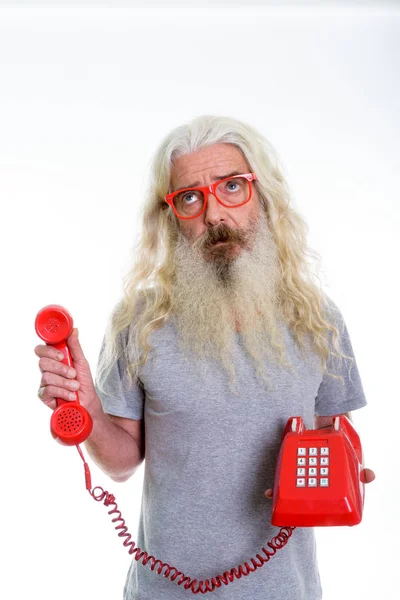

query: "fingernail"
left=57, top=352, right=64, bottom=360
left=69, top=392, right=77, bottom=400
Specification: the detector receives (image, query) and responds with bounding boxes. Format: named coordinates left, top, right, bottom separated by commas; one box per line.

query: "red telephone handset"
left=35, top=304, right=93, bottom=446
left=271, top=415, right=365, bottom=527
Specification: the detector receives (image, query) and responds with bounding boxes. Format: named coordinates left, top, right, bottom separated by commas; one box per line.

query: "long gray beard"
left=170, top=210, right=293, bottom=394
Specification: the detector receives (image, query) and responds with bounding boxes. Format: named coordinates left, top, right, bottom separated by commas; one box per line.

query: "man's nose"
left=204, top=192, right=225, bottom=225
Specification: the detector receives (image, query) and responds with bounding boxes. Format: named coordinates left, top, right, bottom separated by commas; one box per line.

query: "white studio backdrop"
left=0, top=3, right=398, bottom=600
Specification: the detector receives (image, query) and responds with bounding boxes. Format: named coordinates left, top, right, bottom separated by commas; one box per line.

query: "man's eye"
left=183, top=192, right=201, bottom=204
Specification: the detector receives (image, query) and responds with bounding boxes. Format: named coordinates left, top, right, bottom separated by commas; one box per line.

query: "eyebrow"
left=173, top=170, right=243, bottom=193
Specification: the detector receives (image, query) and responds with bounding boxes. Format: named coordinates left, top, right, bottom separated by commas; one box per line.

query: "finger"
left=38, top=356, right=76, bottom=379
left=361, top=468, right=376, bottom=484
left=264, top=488, right=273, bottom=499
left=40, top=371, right=80, bottom=392
left=67, top=328, right=87, bottom=364
left=38, top=386, right=57, bottom=411
left=38, top=384, right=78, bottom=404
left=34, top=344, right=65, bottom=362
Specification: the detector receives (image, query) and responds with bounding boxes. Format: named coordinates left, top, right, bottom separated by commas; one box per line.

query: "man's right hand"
left=34, top=328, right=99, bottom=414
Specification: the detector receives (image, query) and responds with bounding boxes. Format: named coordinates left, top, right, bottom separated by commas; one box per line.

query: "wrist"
left=84, top=394, right=104, bottom=421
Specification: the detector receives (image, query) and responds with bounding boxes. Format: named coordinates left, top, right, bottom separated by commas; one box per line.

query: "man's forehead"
left=170, top=143, right=248, bottom=185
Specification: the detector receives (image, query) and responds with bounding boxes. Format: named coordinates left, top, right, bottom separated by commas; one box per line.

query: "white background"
left=0, top=1, right=398, bottom=599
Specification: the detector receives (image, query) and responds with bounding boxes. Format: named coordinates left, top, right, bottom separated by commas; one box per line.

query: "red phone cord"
left=76, top=445, right=296, bottom=595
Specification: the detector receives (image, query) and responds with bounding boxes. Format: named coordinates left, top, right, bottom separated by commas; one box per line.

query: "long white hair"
left=96, top=115, right=351, bottom=395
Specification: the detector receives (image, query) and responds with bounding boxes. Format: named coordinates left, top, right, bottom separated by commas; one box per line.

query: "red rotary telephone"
left=35, top=304, right=93, bottom=445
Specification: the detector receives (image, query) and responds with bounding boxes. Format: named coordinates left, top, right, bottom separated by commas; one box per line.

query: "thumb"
left=65, top=328, right=97, bottom=410
left=360, top=468, right=376, bottom=484
left=67, top=327, right=87, bottom=363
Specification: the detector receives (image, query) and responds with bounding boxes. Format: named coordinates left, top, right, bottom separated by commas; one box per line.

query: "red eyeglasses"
left=164, top=172, right=258, bottom=220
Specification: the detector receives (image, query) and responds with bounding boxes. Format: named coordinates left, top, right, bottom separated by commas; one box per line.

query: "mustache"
left=195, top=223, right=248, bottom=250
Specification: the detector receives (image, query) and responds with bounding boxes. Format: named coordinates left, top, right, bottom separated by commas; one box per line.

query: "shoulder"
left=321, top=294, right=345, bottom=327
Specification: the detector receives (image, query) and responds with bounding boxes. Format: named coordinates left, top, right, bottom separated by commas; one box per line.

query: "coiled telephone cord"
left=76, top=445, right=296, bottom=595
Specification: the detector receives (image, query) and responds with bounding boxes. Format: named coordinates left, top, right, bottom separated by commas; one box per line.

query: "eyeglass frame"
left=164, top=172, right=258, bottom=220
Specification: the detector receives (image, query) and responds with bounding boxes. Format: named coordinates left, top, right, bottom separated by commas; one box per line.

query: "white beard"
left=170, top=208, right=293, bottom=394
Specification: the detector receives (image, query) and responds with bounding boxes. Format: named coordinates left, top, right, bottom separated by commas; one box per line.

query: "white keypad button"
left=309, top=457, right=317, bottom=466
left=320, top=478, right=329, bottom=487
left=320, top=467, right=329, bottom=476
left=297, top=468, right=306, bottom=476
left=308, top=478, right=317, bottom=487
left=309, top=447, right=318, bottom=455
left=297, top=457, right=306, bottom=466
left=321, top=447, right=329, bottom=455
left=320, top=457, right=329, bottom=466
left=298, top=448, right=306, bottom=456
left=296, top=478, right=306, bottom=487
left=308, top=467, right=317, bottom=476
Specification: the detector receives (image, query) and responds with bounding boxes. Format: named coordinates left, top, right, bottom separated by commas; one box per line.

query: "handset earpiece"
left=35, top=304, right=93, bottom=446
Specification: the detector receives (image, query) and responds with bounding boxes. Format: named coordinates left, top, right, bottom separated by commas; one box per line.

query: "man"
left=35, top=115, right=375, bottom=599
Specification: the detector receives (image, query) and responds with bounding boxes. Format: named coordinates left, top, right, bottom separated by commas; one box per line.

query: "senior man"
left=35, top=115, right=375, bottom=600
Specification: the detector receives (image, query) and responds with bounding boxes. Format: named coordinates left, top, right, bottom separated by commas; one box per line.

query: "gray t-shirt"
left=95, top=298, right=367, bottom=600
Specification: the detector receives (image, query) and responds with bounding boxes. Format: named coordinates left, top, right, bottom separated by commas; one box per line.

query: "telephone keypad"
left=295, top=445, right=330, bottom=487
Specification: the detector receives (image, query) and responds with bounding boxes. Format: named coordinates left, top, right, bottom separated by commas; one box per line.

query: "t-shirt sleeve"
left=314, top=299, right=368, bottom=417
left=94, top=327, right=145, bottom=421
